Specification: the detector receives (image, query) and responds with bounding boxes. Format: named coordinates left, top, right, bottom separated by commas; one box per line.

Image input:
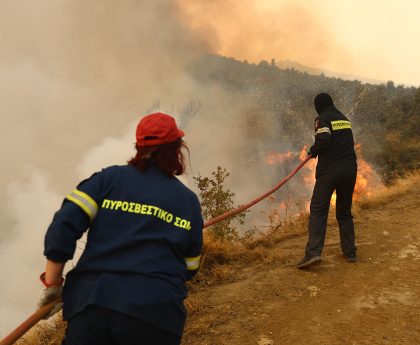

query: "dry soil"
left=183, top=179, right=420, bottom=345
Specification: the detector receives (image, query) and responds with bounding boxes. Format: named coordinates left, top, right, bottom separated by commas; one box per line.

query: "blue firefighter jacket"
left=44, top=164, right=203, bottom=335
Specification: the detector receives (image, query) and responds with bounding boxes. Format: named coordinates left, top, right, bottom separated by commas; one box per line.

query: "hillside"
left=188, top=55, right=420, bottom=183
left=276, top=60, right=384, bottom=85
left=183, top=174, right=420, bottom=345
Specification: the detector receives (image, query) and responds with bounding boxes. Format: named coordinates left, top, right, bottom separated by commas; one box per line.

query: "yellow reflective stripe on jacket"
left=66, top=189, right=98, bottom=221
left=316, top=127, right=331, bottom=135
left=331, top=120, right=352, bottom=130
left=185, top=255, right=201, bottom=270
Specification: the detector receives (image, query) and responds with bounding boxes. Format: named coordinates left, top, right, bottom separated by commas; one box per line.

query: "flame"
left=331, top=192, right=337, bottom=205
left=265, top=151, right=296, bottom=165
left=299, top=145, right=316, bottom=185
left=265, top=144, right=382, bottom=213
left=353, top=144, right=380, bottom=200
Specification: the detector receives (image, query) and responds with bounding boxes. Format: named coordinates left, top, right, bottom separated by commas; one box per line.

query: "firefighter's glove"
left=37, top=273, right=64, bottom=319
left=307, top=149, right=317, bottom=159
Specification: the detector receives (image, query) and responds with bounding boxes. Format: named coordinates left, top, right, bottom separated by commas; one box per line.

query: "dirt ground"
left=183, top=179, right=420, bottom=345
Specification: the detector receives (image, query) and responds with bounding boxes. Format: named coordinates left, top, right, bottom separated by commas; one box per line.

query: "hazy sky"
left=181, top=0, right=420, bottom=86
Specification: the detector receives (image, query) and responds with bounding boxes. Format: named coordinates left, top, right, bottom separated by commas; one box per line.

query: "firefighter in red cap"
left=297, top=93, right=357, bottom=269
left=37, top=113, right=203, bottom=345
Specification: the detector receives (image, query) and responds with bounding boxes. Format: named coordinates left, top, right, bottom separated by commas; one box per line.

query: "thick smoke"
left=0, top=0, right=212, bottom=333
left=0, top=0, right=321, bottom=333
left=0, top=0, right=209, bottom=189
left=0, top=171, right=62, bottom=334
left=178, top=0, right=353, bottom=72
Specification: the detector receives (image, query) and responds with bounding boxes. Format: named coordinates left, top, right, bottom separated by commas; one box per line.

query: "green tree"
left=194, top=167, right=247, bottom=240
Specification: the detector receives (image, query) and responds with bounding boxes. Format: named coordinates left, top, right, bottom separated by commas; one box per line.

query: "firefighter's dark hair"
left=128, top=138, right=189, bottom=176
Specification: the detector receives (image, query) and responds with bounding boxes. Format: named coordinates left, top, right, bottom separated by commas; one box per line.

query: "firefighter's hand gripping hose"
left=0, top=155, right=312, bottom=345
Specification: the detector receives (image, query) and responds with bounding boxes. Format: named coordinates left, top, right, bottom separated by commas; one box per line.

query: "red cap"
left=136, top=112, right=184, bottom=147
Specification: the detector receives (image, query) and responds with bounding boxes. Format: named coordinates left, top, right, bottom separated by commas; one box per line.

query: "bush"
left=194, top=167, right=247, bottom=240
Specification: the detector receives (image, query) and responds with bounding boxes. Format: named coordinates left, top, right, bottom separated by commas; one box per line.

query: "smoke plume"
left=0, top=0, right=211, bottom=332
left=0, top=0, right=340, bottom=333
left=178, top=0, right=353, bottom=72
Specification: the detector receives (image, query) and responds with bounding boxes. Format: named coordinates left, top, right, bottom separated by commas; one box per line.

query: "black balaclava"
left=314, top=93, right=334, bottom=114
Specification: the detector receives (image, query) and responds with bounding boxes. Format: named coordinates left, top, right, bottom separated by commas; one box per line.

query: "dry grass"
left=251, top=214, right=309, bottom=248
left=358, top=170, right=420, bottom=210
left=15, top=313, right=66, bottom=345
left=183, top=312, right=220, bottom=338
left=10, top=171, right=419, bottom=344
left=184, top=288, right=223, bottom=337
left=193, top=214, right=310, bottom=287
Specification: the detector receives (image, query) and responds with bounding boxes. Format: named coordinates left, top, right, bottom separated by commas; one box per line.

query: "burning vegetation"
left=263, top=144, right=382, bottom=216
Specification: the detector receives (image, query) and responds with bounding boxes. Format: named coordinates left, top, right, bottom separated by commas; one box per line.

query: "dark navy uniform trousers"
left=62, top=306, right=182, bottom=345
left=305, top=169, right=357, bottom=258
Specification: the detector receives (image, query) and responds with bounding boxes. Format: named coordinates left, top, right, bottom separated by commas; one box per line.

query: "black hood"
left=314, top=93, right=334, bottom=114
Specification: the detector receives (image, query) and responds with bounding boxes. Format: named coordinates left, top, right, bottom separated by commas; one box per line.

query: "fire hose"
left=0, top=155, right=312, bottom=345
left=0, top=298, right=62, bottom=345
left=204, top=155, right=312, bottom=228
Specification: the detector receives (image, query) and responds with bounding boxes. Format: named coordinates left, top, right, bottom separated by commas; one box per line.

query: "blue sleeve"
left=184, top=195, right=204, bottom=281
left=44, top=171, right=104, bottom=262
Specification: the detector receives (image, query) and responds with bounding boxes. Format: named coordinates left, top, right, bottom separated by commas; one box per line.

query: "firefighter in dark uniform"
left=297, top=93, right=358, bottom=269
left=37, top=113, right=203, bottom=344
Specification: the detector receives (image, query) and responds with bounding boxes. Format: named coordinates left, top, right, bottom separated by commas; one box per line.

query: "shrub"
left=194, top=167, right=247, bottom=240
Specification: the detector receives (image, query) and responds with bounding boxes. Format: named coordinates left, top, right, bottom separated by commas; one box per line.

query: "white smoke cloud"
left=0, top=0, right=304, bottom=334
left=0, top=170, right=61, bottom=334
left=76, top=124, right=136, bottom=180
left=0, top=0, right=209, bottom=333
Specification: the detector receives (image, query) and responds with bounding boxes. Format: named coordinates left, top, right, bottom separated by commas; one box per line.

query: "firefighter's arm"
left=36, top=260, right=65, bottom=319
left=44, top=260, right=65, bottom=285
left=44, top=201, right=91, bottom=262
left=44, top=172, right=102, bottom=262
left=184, top=225, right=203, bottom=280
left=184, top=201, right=204, bottom=281
left=309, top=117, right=331, bottom=156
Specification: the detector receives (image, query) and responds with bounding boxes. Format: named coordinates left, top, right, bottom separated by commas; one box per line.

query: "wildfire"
left=299, top=145, right=316, bottom=185
left=265, top=151, right=297, bottom=165
left=353, top=144, right=381, bottom=200
left=265, top=144, right=381, bottom=211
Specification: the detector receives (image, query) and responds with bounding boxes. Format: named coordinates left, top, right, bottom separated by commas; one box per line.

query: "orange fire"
left=299, top=145, right=316, bottom=186
left=353, top=144, right=381, bottom=201
left=266, top=144, right=381, bottom=211
left=265, top=151, right=297, bottom=165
